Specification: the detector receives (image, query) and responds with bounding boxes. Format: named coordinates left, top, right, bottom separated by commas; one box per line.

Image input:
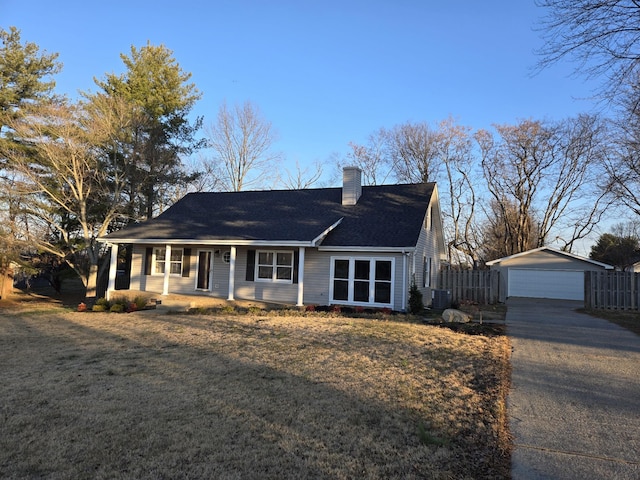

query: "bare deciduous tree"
left=279, top=159, right=323, bottom=190
left=607, top=81, right=640, bottom=217
left=2, top=99, right=125, bottom=300
left=388, top=122, right=442, bottom=184
left=480, top=197, right=540, bottom=261
left=205, top=101, right=280, bottom=191
left=338, top=129, right=392, bottom=186
left=436, top=118, right=481, bottom=266
left=535, top=0, right=640, bottom=102
left=477, top=116, right=609, bottom=258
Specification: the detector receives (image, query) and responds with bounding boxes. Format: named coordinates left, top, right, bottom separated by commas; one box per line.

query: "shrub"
left=95, top=297, right=110, bottom=308
left=92, top=304, right=107, bottom=312
left=109, top=303, right=125, bottom=313
left=133, top=296, right=148, bottom=310
left=408, top=283, right=424, bottom=314
left=221, top=305, right=236, bottom=315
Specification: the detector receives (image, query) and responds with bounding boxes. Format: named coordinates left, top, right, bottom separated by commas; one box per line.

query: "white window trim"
left=152, top=247, right=183, bottom=276
left=329, top=256, right=395, bottom=308
left=255, top=249, right=294, bottom=284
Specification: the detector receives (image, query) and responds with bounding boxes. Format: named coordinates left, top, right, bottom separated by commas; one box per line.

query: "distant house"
left=625, top=261, right=640, bottom=273
left=100, top=167, right=446, bottom=311
left=487, top=246, right=613, bottom=301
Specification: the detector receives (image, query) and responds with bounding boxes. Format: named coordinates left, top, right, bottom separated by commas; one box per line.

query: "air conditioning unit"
left=431, top=289, right=452, bottom=310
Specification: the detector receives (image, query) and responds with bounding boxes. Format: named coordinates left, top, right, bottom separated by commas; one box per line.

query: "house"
left=625, top=261, right=640, bottom=273
left=100, top=167, right=446, bottom=311
left=486, top=246, right=613, bottom=302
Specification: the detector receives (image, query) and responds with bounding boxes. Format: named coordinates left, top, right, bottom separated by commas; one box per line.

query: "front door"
left=196, top=250, right=213, bottom=290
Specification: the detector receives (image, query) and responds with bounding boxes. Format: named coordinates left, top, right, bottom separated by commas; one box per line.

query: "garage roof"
left=485, top=246, right=614, bottom=269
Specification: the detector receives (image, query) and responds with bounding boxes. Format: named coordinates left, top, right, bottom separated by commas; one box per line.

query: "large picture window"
left=256, top=250, right=293, bottom=283
left=153, top=247, right=183, bottom=276
left=330, top=257, right=394, bottom=306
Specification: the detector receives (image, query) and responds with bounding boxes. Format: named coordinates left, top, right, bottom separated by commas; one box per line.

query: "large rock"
left=442, top=308, right=472, bottom=323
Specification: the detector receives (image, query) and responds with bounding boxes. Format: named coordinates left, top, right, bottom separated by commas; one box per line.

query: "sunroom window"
left=330, top=257, right=394, bottom=306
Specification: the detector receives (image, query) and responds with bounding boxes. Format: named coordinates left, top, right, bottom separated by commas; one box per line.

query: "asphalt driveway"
left=507, top=298, right=640, bottom=479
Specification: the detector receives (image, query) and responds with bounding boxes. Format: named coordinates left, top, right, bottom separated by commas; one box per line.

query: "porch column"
left=296, top=247, right=305, bottom=306
left=106, top=243, right=119, bottom=301
left=227, top=246, right=236, bottom=301
left=162, top=244, right=171, bottom=295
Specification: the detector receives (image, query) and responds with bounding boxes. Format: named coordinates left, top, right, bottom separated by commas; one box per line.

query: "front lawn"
left=0, top=302, right=511, bottom=479
left=581, top=307, right=640, bottom=336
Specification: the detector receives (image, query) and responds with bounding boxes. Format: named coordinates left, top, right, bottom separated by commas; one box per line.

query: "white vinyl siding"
left=235, top=247, right=298, bottom=304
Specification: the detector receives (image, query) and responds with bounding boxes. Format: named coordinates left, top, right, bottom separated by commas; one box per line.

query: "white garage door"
left=508, top=269, right=584, bottom=300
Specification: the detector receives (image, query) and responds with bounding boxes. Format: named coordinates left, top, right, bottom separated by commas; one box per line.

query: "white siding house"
left=101, top=167, right=447, bottom=311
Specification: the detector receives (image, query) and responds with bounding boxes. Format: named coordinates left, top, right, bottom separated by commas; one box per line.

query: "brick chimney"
left=342, top=166, right=362, bottom=205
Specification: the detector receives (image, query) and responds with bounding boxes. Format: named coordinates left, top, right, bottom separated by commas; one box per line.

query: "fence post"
left=584, top=271, right=591, bottom=309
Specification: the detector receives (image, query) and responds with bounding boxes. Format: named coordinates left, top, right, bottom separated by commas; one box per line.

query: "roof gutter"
left=97, top=238, right=317, bottom=247
left=318, top=246, right=417, bottom=253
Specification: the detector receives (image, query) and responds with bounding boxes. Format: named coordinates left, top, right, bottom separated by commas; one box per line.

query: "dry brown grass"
left=0, top=300, right=511, bottom=479
left=581, top=308, right=640, bottom=336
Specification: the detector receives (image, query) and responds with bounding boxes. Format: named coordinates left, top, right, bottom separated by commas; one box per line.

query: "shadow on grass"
left=0, top=308, right=510, bottom=479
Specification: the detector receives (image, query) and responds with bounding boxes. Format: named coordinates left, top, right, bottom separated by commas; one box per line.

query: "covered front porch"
left=105, top=243, right=307, bottom=306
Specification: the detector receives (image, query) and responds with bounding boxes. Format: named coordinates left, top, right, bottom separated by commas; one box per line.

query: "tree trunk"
left=85, top=262, right=99, bottom=305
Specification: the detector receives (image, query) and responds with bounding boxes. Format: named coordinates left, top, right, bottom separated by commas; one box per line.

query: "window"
left=330, top=257, right=394, bottom=306
left=333, top=259, right=349, bottom=301
left=223, top=251, right=231, bottom=264
left=256, top=250, right=293, bottom=282
left=425, top=205, right=434, bottom=231
left=153, top=247, right=183, bottom=276
left=423, top=256, right=432, bottom=288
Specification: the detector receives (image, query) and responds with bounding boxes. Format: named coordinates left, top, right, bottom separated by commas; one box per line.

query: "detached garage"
left=487, top=247, right=613, bottom=302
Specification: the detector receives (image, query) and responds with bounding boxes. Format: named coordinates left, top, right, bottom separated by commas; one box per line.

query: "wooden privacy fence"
left=437, top=269, right=500, bottom=305
left=585, top=271, right=640, bottom=310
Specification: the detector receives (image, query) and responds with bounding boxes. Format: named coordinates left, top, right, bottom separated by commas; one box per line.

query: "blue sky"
left=2, top=0, right=602, bottom=178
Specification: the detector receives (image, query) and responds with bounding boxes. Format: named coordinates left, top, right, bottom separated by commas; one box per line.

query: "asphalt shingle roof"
left=104, top=183, right=435, bottom=248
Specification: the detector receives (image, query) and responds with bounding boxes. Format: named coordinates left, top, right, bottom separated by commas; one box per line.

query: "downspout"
left=402, top=252, right=407, bottom=312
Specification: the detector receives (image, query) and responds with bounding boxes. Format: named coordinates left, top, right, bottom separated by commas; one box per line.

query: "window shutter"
left=293, top=250, right=299, bottom=284
left=144, top=247, right=153, bottom=276
left=246, top=249, right=255, bottom=281
left=182, top=248, right=191, bottom=277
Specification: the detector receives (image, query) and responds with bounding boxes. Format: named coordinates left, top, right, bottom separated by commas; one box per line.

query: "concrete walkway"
left=507, top=298, right=640, bottom=479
